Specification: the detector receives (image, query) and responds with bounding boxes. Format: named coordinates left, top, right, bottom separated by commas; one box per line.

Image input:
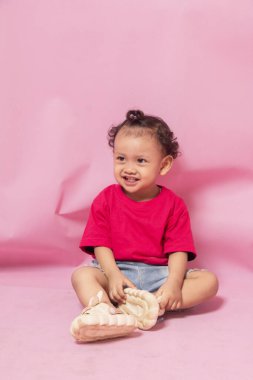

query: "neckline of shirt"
left=115, top=184, right=165, bottom=206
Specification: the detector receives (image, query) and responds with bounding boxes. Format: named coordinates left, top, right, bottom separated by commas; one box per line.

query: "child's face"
left=113, top=129, right=172, bottom=201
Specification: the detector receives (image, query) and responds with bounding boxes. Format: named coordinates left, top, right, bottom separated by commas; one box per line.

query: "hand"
left=155, top=280, right=183, bottom=314
left=107, top=270, right=136, bottom=305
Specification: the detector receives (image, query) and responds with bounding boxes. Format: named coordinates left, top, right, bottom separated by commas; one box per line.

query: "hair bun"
left=126, top=110, right=144, bottom=122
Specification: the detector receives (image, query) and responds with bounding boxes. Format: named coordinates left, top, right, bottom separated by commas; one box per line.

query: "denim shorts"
left=91, top=259, right=201, bottom=293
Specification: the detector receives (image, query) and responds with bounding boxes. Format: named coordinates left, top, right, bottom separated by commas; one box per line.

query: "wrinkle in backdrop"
left=0, top=0, right=252, bottom=269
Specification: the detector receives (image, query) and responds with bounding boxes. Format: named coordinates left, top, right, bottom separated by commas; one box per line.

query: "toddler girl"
left=70, top=110, right=218, bottom=342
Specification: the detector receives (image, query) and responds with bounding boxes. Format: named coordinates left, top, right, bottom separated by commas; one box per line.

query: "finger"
left=110, top=291, right=122, bottom=304
left=109, top=287, right=122, bottom=303
left=170, top=300, right=181, bottom=311
left=111, top=285, right=126, bottom=304
left=158, top=307, right=166, bottom=317
left=154, top=289, right=163, bottom=297
left=123, top=279, right=136, bottom=289
left=159, top=296, right=168, bottom=310
left=170, top=301, right=177, bottom=311
left=159, top=301, right=166, bottom=310
left=167, top=298, right=175, bottom=310
left=116, top=284, right=126, bottom=300
left=156, top=294, right=166, bottom=312
left=109, top=289, right=117, bottom=303
left=155, top=291, right=162, bottom=299
left=154, top=289, right=163, bottom=301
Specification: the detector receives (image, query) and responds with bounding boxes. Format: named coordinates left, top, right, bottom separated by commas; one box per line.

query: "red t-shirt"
left=80, top=184, right=196, bottom=265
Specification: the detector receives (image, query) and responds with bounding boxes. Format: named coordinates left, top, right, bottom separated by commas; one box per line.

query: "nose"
left=123, top=164, right=136, bottom=174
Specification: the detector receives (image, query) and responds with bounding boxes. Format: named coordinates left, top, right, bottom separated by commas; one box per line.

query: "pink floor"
left=1, top=263, right=252, bottom=380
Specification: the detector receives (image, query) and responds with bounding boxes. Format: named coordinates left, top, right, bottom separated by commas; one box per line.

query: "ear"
left=160, top=155, right=173, bottom=176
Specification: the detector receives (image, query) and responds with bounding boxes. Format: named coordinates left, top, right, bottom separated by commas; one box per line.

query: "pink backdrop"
left=0, top=0, right=252, bottom=271
left=1, top=2, right=253, bottom=380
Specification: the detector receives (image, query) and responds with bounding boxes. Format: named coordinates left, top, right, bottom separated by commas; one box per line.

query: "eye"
left=137, top=158, right=147, bottom=164
left=116, top=155, right=125, bottom=162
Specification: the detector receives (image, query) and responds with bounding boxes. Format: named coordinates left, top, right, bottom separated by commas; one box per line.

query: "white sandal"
left=118, top=288, right=159, bottom=330
left=70, top=291, right=137, bottom=343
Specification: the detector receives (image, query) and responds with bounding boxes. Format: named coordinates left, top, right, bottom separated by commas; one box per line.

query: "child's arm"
left=155, top=252, right=188, bottom=312
left=94, top=247, right=136, bottom=304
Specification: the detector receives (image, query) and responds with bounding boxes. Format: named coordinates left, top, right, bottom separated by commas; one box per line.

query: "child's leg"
left=71, top=267, right=140, bottom=342
left=173, top=270, right=218, bottom=310
left=71, top=265, right=161, bottom=331
left=71, top=266, right=114, bottom=308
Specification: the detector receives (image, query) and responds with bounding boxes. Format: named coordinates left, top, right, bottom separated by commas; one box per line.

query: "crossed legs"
left=71, top=266, right=218, bottom=311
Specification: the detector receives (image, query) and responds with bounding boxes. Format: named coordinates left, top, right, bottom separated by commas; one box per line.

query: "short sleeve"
left=163, top=198, right=196, bottom=261
left=79, top=192, right=112, bottom=254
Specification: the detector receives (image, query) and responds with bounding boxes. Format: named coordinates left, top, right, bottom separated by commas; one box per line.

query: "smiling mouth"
left=122, top=176, right=139, bottom=183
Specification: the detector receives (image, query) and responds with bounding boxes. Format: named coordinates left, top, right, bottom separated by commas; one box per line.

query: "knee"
left=71, top=268, right=80, bottom=288
left=71, top=267, right=89, bottom=288
left=203, top=271, right=219, bottom=298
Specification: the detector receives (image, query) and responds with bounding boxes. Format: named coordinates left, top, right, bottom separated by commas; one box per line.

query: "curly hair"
left=107, top=110, right=180, bottom=159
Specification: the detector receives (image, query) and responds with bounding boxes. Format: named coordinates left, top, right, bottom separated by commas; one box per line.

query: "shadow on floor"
left=151, top=295, right=225, bottom=331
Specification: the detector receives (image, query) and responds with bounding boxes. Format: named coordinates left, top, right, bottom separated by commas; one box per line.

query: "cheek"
left=146, top=164, right=158, bottom=173
left=114, top=165, right=121, bottom=174
left=146, top=167, right=160, bottom=179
